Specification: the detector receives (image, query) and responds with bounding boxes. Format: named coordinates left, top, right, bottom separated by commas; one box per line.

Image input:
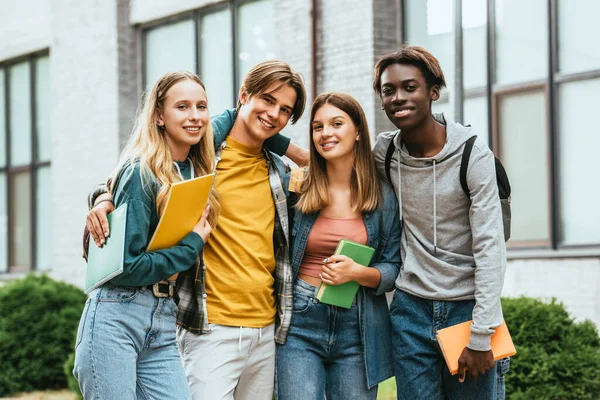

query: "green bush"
left=0, top=274, right=86, bottom=397
left=503, top=297, right=600, bottom=400
left=64, top=352, right=82, bottom=400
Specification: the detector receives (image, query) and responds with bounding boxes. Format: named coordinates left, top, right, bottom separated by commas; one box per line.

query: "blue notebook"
left=84, top=203, right=128, bottom=294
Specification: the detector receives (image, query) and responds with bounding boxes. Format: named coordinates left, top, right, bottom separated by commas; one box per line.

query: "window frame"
left=140, top=0, right=267, bottom=110
left=0, top=50, right=51, bottom=273
left=400, top=0, right=600, bottom=251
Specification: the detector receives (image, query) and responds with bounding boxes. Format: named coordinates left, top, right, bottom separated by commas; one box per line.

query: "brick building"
left=1, top=0, right=599, bottom=327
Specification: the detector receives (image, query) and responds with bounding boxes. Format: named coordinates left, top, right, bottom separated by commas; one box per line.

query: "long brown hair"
left=296, top=92, right=381, bottom=214
left=109, top=71, right=220, bottom=226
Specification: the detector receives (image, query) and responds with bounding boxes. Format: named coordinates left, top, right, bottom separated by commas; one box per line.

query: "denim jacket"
left=175, top=109, right=294, bottom=344
left=289, top=181, right=401, bottom=388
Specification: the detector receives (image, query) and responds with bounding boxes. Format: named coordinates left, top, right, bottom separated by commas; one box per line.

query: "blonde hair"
left=109, top=71, right=220, bottom=226
left=236, top=60, right=306, bottom=124
left=296, top=93, right=382, bottom=214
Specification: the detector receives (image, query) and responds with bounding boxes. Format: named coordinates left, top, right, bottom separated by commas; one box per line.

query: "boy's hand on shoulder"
left=87, top=195, right=114, bottom=247
left=288, top=167, right=308, bottom=193
left=457, top=347, right=494, bottom=383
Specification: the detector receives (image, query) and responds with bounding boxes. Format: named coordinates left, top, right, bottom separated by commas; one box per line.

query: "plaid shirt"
left=175, top=142, right=294, bottom=344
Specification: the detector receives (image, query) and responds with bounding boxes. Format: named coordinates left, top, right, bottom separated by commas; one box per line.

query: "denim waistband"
left=294, top=278, right=319, bottom=298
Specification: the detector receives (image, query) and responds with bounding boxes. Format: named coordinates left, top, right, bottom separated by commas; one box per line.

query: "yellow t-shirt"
left=204, top=135, right=276, bottom=327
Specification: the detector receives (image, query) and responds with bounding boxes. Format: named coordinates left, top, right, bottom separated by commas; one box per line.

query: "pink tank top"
left=298, top=215, right=368, bottom=278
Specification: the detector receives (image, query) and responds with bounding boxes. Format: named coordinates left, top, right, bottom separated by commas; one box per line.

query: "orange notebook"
left=436, top=320, right=516, bottom=375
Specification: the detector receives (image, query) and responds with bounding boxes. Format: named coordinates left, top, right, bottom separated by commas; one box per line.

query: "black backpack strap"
left=460, top=136, right=477, bottom=199
left=385, top=137, right=396, bottom=184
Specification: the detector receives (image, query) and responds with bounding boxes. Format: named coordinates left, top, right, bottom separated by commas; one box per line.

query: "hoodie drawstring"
left=396, top=142, right=403, bottom=226
left=433, top=160, right=437, bottom=254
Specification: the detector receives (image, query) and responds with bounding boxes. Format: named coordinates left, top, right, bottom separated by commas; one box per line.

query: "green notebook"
left=316, top=239, right=375, bottom=309
left=84, top=203, right=128, bottom=294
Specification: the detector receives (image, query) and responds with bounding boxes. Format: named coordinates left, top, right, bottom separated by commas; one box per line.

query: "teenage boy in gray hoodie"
left=371, top=45, right=507, bottom=399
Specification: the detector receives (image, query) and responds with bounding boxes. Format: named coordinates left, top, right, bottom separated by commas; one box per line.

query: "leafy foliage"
left=503, top=297, right=600, bottom=400
left=0, top=275, right=86, bottom=396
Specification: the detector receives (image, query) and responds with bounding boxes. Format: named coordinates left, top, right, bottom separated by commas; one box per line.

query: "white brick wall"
left=316, top=0, right=377, bottom=142
left=273, top=0, right=313, bottom=149
left=503, top=258, right=600, bottom=327
left=0, top=0, right=52, bottom=61
left=129, top=0, right=219, bottom=24
left=49, top=0, right=121, bottom=287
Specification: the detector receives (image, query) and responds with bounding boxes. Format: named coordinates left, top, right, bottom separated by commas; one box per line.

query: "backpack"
left=384, top=135, right=512, bottom=241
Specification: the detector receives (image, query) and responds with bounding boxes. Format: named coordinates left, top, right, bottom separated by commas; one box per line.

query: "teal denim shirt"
left=289, top=182, right=401, bottom=388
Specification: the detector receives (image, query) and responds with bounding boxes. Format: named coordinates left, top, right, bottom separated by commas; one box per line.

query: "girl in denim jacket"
left=276, top=93, right=401, bottom=400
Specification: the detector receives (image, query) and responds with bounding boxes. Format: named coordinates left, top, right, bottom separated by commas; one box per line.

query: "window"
left=498, top=90, right=550, bottom=244
left=143, top=0, right=275, bottom=116
left=403, top=0, right=600, bottom=249
left=0, top=52, right=51, bottom=273
left=558, top=0, right=600, bottom=74
left=463, top=96, right=488, bottom=147
left=144, top=19, right=196, bottom=91
left=558, top=78, right=600, bottom=245
left=404, top=0, right=456, bottom=119
left=495, top=0, right=548, bottom=85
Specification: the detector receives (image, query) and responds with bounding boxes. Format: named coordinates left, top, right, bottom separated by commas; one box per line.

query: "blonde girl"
left=74, top=71, right=218, bottom=400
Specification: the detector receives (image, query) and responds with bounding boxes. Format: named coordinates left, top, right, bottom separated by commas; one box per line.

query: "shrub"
left=503, top=297, right=600, bottom=400
left=64, top=352, right=82, bottom=400
left=0, top=274, right=86, bottom=396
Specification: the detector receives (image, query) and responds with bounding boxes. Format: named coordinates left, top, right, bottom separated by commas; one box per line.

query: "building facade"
left=1, top=0, right=599, bottom=326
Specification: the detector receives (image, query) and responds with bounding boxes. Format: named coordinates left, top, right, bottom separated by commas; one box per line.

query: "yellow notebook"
left=147, top=172, right=216, bottom=251
left=436, top=320, right=516, bottom=375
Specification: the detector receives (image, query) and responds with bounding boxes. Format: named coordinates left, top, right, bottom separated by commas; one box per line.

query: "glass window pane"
left=463, top=96, right=489, bottom=148
left=0, top=173, right=6, bottom=273
left=9, top=62, right=32, bottom=166
left=495, top=0, right=548, bottom=85
left=144, top=19, right=196, bottom=90
left=10, top=172, right=31, bottom=270
left=463, top=0, right=487, bottom=89
left=405, top=0, right=455, bottom=97
left=498, top=90, right=550, bottom=243
left=432, top=100, right=454, bottom=122
left=0, top=69, right=5, bottom=168
left=558, top=79, right=600, bottom=245
left=558, top=0, right=600, bottom=74
left=35, top=56, right=51, bottom=162
left=237, top=0, right=276, bottom=86
left=36, top=166, right=52, bottom=270
left=200, top=9, right=234, bottom=116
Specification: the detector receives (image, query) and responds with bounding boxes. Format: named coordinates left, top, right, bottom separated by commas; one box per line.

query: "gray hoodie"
left=373, top=118, right=507, bottom=351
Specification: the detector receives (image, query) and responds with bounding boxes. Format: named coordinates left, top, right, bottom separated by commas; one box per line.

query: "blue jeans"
left=276, top=279, right=377, bottom=400
left=390, top=289, right=501, bottom=400
left=73, top=283, right=191, bottom=400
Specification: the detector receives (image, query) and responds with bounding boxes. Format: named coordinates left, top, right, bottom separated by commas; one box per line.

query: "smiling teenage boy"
left=370, top=46, right=507, bottom=399
left=86, top=61, right=306, bottom=400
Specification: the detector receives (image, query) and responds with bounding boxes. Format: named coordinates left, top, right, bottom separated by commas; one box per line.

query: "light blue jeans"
left=73, top=283, right=190, bottom=400
left=276, top=279, right=377, bottom=400
left=390, top=289, right=503, bottom=400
